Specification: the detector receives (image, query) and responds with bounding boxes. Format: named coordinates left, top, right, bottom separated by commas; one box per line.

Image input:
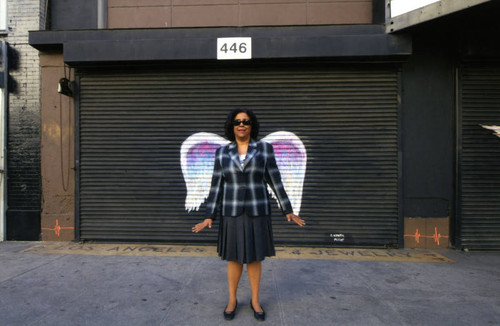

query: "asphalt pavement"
left=0, top=241, right=499, bottom=326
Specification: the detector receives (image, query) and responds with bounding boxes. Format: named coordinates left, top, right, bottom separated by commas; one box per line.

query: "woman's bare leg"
left=247, top=261, right=263, bottom=312
left=226, top=261, right=243, bottom=311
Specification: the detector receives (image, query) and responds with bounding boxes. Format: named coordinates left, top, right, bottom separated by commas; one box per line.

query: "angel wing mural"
left=180, top=131, right=307, bottom=215
left=481, top=125, right=500, bottom=138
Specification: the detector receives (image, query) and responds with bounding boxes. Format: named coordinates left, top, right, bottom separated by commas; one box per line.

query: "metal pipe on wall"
left=97, top=0, right=108, bottom=29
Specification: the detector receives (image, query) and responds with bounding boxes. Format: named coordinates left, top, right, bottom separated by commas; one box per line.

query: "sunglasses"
left=232, top=119, right=252, bottom=126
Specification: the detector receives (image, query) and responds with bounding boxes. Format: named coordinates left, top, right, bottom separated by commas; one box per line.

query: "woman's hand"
left=286, top=213, right=306, bottom=227
left=192, top=218, right=213, bottom=233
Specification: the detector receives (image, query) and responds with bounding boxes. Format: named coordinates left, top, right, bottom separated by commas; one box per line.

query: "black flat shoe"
left=223, top=300, right=237, bottom=321
left=251, top=300, right=265, bottom=322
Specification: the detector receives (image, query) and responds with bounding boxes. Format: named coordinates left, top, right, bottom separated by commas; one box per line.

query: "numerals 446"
left=220, top=42, right=247, bottom=54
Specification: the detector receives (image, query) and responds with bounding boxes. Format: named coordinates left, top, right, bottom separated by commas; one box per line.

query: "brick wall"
left=1, top=0, right=46, bottom=239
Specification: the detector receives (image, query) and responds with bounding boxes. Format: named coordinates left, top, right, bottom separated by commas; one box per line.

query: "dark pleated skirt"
left=217, top=212, right=276, bottom=264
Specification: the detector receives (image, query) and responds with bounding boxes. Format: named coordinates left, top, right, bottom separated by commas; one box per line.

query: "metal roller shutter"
left=77, top=63, right=399, bottom=247
left=458, top=65, right=500, bottom=250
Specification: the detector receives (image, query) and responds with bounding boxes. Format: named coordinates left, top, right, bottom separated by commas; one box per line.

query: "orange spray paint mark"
left=413, top=229, right=422, bottom=243
left=42, top=219, right=74, bottom=237
left=404, top=227, right=448, bottom=245
left=431, top=227, right=447, bottom=246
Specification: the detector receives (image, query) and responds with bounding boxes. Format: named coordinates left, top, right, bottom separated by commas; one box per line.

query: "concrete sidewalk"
left=0, top=241, right=499, bottom=326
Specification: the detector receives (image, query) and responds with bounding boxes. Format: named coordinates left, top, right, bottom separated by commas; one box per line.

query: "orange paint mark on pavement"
left=42, top=219, right=74, bottom=237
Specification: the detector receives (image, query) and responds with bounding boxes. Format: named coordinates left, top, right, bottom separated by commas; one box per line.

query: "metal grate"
left=78, top=63, right=399, bottom=247
left=459, top=66, right=500, bottom=250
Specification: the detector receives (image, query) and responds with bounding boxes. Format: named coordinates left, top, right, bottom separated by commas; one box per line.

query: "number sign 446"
left=217, top=37, right=252, bottom=60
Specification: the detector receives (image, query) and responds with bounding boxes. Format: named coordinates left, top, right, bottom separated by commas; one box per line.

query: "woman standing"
left=192, top=108, right=305, bottom=321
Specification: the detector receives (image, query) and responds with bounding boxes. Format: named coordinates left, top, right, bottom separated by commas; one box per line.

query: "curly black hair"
left=224, top=108, right=260, bottom=141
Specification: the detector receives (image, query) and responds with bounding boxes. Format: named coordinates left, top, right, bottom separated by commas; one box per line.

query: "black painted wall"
left=400, top=1, right=500, bottom=247
left=401, top=31, right=455, bottom=218
left=401, top=20, right=458, bottom=245
left=50, top=0, right=98, bottom=30
left=372, top=0, right=386, bottom=24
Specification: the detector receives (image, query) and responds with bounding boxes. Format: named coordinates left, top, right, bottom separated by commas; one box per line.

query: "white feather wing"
left=262, top=131, right=307, bottom=215
left=180, top=132, right=229, bottom=212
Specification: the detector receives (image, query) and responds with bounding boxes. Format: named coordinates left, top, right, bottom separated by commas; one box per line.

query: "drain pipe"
left=97, top=0, right=108, bottom=29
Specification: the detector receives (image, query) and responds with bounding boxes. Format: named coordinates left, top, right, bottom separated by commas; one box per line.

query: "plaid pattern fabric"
left=205, top=139, right=293, bottom=219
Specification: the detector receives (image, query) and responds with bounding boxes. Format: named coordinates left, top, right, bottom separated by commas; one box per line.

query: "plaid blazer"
left=205, top=139, right=293, bottom=219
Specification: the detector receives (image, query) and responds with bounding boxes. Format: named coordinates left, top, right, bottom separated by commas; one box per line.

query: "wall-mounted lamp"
left=58, top=77, right=75, bottom=97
